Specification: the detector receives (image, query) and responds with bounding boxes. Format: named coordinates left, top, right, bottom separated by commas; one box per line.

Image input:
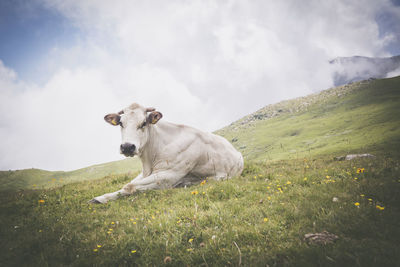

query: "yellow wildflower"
left=191, top=190, right=198, bottom=195
left=97, top=245, right=102, bottom=248
left=187, top=248, right=193, bottom=252
left=131, top=250, right=137, bottom=253
left=200, top=180, right=206, bottom=185
left=38, top=199, right=45, bottom=204
left=354, top=202, right=360, bottom=206
left=376, top=205, right=385, bottom=210
left=356, top=168, right=365, bottom=174
left=360, top=194, right=365, bottom=197
left=263, top=217, right=269, bottom=222
left=286, top=181, right=291, bottom=185
left=304, top=177, right=308, bottom=181
left=93, top=249, right=98, bottom=252
left=188, top=238, right=193, bottom=243
left=111, top=221, right=115, bottom=225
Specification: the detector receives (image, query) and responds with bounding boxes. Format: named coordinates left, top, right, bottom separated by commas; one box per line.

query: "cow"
left=89, top=103, right=244, bottom=204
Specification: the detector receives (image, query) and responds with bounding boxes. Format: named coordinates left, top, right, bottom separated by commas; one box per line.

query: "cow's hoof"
left=88, top=198, right=102, bottom=204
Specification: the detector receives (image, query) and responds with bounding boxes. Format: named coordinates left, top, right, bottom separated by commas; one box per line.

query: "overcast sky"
left=1, top=0, right=400, bottom=171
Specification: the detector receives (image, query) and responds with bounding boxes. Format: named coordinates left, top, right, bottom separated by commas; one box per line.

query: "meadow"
left=1, top=157, right=399, bottom=266
left=1, top=77, right=399, bottom=266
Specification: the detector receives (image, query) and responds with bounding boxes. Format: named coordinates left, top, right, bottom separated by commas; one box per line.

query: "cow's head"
left=104, top=103, right=163, bottom=157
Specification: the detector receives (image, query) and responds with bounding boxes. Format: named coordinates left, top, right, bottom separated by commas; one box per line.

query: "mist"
left=331, top=55, right=400, bottom=86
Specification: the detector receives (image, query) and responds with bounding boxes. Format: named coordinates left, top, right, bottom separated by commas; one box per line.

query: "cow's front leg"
left=89, top=170, right=187, bottom=204
left=88, top=172, right=143, bottom=204
left=131, top=170, right=188, bottom=191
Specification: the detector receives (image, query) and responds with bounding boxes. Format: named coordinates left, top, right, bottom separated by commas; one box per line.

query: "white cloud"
left=1, top=0, right=400, bottom=170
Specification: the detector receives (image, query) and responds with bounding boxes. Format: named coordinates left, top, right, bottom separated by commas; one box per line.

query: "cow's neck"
left=138, top=121, right=174, bottom=177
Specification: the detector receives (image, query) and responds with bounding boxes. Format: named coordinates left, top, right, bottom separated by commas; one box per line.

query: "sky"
left=0, top=0, right=400, bottom=171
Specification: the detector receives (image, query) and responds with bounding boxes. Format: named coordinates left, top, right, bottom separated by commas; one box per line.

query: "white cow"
left=89, top=103, right=244, bottom=204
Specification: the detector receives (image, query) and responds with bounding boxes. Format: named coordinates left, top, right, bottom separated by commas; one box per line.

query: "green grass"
left=1, top=157, right=399, bottom=266
left=1, top=76, right=400, bottom=266
left=0, top=158, right=141, bottom=192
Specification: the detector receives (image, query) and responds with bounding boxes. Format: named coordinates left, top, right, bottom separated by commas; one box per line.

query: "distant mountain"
left=330, top=55, right=400, bottom=86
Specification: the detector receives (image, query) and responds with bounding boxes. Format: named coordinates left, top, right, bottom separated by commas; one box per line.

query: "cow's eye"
left=138, top=121, right=147, bottom=129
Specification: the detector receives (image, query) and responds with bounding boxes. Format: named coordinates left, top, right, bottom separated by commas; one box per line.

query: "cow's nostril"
left=120, top=143, right=136, bottom=155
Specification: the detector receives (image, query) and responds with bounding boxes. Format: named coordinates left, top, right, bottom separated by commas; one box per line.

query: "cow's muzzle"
left=120, top=143, right=136, bottom=157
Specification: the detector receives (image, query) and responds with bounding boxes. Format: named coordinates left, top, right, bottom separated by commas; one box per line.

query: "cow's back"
left=189, top=128, right=244, bottom=180
left=150, top=121, right=243, bottom=182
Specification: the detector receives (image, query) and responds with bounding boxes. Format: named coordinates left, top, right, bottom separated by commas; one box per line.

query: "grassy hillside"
left=0, top=76, right=399, bottom=266
left=0, top=158, right=141, bottom=192
left=217, top=76, right=400, bottom=161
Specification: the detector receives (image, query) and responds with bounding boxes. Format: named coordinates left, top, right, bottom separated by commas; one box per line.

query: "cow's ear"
left=147, top=111, right=163, bottom=124
left=104, top=113, right=121, bottom=126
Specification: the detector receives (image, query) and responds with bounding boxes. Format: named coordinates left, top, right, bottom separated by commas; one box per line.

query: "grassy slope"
left=0, top=158, right=141, bottom=192
left=0, top=77, right=399, bottom=266
left=217, top=76, right=400, bottom=161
